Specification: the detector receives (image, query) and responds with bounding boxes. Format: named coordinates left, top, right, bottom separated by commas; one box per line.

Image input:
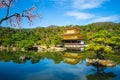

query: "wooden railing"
left=65, top=43, right=84, bottom=45
left=64, top=44, right=84, bottom=48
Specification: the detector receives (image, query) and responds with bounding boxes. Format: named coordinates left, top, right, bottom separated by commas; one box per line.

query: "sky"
left=0, top=0, right=120, bottom=28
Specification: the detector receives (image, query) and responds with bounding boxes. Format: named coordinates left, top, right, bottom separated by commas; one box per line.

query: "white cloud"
left=72, top=0, right=108, bottom=9
left=55, top=0, right=68, bottom=5
left=66, top=11, right=120, bottom=24
left=48, top=0, right=67, bottom=4
left=49, top=0, right=109, bottom=10
left=89, top=16, right=120, bottom=23
left=66, top=11, right=94, bottom=20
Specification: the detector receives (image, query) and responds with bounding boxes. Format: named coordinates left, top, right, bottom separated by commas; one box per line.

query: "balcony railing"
left=65, top=43, right=84, bottom=45
left=64, top=44, right=84, bottom=48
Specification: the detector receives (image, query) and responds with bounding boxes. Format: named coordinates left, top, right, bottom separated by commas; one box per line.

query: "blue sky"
left=0, top=0, right=120, bottom=28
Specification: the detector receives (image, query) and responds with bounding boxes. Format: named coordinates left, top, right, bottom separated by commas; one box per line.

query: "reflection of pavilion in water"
left=63, top=52, right=84, bottom=65
left=86, top=63, right=116, bottom=80
left=61, top=27, right=85, bottom=51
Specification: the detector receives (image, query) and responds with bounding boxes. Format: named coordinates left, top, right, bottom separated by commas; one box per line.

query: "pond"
left=0, top=51, right=120, bottom=80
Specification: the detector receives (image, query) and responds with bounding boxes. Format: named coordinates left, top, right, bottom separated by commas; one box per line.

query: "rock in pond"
left=86, top=58, right=116, bottom=67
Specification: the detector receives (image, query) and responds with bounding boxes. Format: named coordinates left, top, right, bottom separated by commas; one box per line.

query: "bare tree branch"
left=0, top=13, right=16, bottom=24
left=6, top=0, right=12, bottom=17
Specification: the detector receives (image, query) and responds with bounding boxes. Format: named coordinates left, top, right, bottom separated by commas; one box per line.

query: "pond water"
left=0, top=51, right=120, bottom=80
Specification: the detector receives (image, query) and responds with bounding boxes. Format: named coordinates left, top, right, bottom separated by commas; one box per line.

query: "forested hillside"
left=0, top=22, right=120, bottom=52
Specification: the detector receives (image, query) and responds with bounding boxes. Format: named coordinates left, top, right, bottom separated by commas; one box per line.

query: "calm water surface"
left=0, top=51, right=120, bottom=80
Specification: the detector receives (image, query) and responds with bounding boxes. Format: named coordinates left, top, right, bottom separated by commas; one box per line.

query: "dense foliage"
left=84, top=22, right=120, bottom=58
left=0, top=26, right=64, bottom=50
left=0, top=22, right=120, bottom=53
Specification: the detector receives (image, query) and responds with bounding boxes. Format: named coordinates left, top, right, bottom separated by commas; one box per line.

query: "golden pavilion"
left=61, top=27, right=84, bottom=49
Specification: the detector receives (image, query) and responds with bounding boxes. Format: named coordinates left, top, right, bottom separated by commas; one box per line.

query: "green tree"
left=85, top=30, right=114, bottom=59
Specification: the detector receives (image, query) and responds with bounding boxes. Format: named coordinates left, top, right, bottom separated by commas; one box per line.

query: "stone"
left=86, top=58, right=116, bottom=67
